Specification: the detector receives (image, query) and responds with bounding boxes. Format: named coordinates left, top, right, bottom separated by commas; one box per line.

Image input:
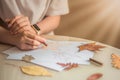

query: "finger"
left=25, top=32, right=46, bottom=43
left=16, top=27, right=36, bottom=35
left=5, top=19, right=11, bottom=24
left=8, top=15, right=23, bottom=28
left=11, top=21, right=30, bottom=34
left=24, top=36, right=41, bottom=46
left=12, top=16, right=30, bottom=29
left=11, top=17, right=30, bottom=34
left=15, top=25, right=31, bottom=34
left=10, top=16, right=28, bottom=32
left=20, top=44, right=38, bottom=50
left=15, top=16, right=29, bottom=25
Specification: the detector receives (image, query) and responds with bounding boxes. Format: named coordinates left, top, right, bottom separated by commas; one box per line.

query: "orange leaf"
left=111, top=54, right=120, bottom=69
left=78, top=43, right=105, bottom=52
left=57, top=62, right=79, bottom=70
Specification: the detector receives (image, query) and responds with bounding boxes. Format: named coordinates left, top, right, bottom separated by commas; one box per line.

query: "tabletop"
left=0, top=35, right=120, bottom=80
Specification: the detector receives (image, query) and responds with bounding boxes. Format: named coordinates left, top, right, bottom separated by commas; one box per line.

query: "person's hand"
left=6, top=15, right=36, bottom=35
left=14, top=31, right=46, bottom=50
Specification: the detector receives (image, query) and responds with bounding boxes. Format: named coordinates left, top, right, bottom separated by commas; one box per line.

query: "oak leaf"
left=78, top=43, right=105, bottom=52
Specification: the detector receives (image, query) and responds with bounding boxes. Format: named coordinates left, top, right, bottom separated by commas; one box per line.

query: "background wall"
left=55, top=0, right=120, bottom=49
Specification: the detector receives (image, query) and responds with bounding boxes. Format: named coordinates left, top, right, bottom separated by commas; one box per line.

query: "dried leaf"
left=22, top=55, right=35, bottom=62
left=111, top=54, right=120, bottom=69
left=57, top=63, right=67, bottom=67
left=87, top=73, right=103, bottom=80
left=20, top=66, right=52, bottom=76
left=57, top=62, right=79, bottom=70
left=78, top=43, right=105, bottom=52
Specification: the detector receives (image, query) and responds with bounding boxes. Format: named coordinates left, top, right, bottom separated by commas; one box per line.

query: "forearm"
left=0, top=26, right=16, bottom=45
left=36, top=15, right=61, bottom=35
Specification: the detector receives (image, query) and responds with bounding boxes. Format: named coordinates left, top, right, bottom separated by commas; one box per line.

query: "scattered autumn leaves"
left=20, top=42, right=106, bottom=75
left=78, top=43, right=105, bottom=52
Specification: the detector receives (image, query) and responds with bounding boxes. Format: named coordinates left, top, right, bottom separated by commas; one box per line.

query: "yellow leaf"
left=20, top=66, right=52, bottom=76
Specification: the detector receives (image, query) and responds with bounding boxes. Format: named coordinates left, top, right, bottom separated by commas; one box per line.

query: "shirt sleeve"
left=46, top=0, right=69, bottom=16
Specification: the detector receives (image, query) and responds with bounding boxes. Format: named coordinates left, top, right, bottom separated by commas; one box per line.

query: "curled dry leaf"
left=111, top=53, right=120, bottom=69
left=87, top=73, right=103, bottom=80
left=78, top=43, right=105, bottom=52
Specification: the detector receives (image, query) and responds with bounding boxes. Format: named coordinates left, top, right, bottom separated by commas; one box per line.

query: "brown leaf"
left=22, top=55, right=35, bottom=62
left=78, top=43, right=105, bottom=52
left=87, top=73, right=103, bottom=80
left=57, top=62, right=79, bottom=70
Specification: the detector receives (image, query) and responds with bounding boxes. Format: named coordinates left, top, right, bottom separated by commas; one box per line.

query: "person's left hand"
left=6, top=15, right=36, bottom=35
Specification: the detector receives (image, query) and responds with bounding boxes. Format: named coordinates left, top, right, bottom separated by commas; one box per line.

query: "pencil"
left=89, top=58, right=103, bottom=66
left=41, top=41, right=47, bottom=46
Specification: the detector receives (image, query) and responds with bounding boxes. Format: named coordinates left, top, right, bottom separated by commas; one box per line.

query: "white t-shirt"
left=0, top=0, right=69, bottom=24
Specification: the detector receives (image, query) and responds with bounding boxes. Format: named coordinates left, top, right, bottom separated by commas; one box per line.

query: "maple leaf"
left=22, top=55, right=35, bottom=62
left=111, top=54, right=120, bottom=69
left=78, top=43, right=105, bottom=52
left=57, top=62, right=79, bottom=70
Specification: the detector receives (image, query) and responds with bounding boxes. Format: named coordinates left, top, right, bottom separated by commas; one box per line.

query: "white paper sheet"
left=3, top=40, right=94, bottom=71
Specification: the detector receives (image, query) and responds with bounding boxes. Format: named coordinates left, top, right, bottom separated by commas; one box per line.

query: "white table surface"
left=0, top=35, right=120, bottom=80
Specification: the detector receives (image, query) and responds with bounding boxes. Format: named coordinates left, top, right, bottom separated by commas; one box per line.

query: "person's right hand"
left=14, top=31, right=46, bottom=50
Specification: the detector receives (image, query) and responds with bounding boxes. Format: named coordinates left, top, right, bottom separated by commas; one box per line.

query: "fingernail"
left=41, top=42, right=47, bottom=46
left=43, top=39, right=47, bottom=43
